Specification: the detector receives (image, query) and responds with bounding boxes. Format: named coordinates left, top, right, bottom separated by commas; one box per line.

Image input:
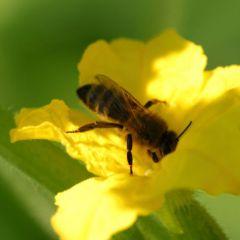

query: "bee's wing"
left=95, top=74, right=146, bottom=122
left=95, top=74, right=144, bottom=109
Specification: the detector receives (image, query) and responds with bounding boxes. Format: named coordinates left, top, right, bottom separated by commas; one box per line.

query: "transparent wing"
left=95, top=74, right=144, bottom=109
left=94, top=74, right=146, bottom=125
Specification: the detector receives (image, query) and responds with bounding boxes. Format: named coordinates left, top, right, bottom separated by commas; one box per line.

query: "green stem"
left=114, top=190, right=228, bottom=240
left=157, top=190, right=228, bottom=240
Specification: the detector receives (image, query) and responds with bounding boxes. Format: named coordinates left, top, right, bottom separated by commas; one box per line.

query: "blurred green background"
left=0, top=0, right=240, bottom=239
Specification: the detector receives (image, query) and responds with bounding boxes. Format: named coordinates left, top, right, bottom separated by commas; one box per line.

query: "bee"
left=67, top=74, right=192, bottom=174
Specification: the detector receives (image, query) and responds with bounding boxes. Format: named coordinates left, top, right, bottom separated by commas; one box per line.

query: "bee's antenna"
left=177, top=121, right=192, bottom=140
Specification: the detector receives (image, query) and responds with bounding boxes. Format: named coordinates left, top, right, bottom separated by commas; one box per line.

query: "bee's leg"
left=126, top=133, right=133, bottom=175
left=66, top=121, right=123, bottom=133
left=144, top=99, right=167, bottom=109
left=147, top=150, right=160, bottom=163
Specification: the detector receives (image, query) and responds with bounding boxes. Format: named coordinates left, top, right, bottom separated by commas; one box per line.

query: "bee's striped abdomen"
left=77, top=83, right=130, bottom=122
left=98, top=89, right=113, bottom=113
left=77, top=84, right=105, bottom=111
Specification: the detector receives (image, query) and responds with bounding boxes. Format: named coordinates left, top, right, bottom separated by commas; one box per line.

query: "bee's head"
left=159, top=121, right=192, bottom=156
left=159, top=130, right=178, bottom=156
left=148, top=131, right=178, bottom=163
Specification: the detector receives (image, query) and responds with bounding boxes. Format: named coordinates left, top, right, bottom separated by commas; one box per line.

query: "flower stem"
left=114, top=190, right=228, bottom=240
left=156, top=189, right=228, bottom=240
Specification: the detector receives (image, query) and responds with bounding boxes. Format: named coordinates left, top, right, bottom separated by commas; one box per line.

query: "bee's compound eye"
left=161, top=131, right=178, bottom=155
left=162, top=144, right=172, bottom=155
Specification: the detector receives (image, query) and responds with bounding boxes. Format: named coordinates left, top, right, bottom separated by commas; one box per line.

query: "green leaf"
left=0, top=179, right=54, bottom=240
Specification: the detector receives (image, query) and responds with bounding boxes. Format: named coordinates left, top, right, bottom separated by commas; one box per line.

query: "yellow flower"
left=10, top=30, right=240, bottom=240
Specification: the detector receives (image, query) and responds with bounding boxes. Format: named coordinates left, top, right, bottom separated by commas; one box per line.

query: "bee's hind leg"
left=144, top=99, right=167, bottom=109
left=126, top=133, right=133, bottom=175
left=66, top=121, right=123, bottom=133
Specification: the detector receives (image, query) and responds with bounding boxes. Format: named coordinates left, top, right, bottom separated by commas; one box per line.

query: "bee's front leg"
left=147, top=150, right=160, bottom=163
left=144, top=99, right=167, bottom=109
left=126, top=133, right=133, bottom=175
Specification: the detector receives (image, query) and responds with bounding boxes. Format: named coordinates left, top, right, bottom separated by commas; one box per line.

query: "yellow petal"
left=146, top=30, right=207, bottom=108
left=78, top=30, right=207, bottom=124
left=10, top=99, right=90, bottom=142
left=51, top=174, right=164, bottom=240
left=200, top=65, right=240, bottom=101
left=78, top=39, right=146, bottom=102
left=158, top=88, right=240, bottom=195
left=10, top=100, right=158, bottom=177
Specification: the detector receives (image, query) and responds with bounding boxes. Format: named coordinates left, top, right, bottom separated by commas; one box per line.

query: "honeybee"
left=67, top=74, right=192, bottom=174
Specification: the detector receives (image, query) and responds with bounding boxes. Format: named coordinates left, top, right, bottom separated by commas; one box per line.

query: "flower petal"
left=78, top=38, right=146, bottom=102
left=78, top=30, right=207, bottom=125
left=146, top=30, right=207, bottom=108
left=200, top=65, right=240, bottom=101
left=158, top=88, right=240, bottom=195
left=51, top=174, right=164, bottom=240
left=10, top=100, right=158, bottom=177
